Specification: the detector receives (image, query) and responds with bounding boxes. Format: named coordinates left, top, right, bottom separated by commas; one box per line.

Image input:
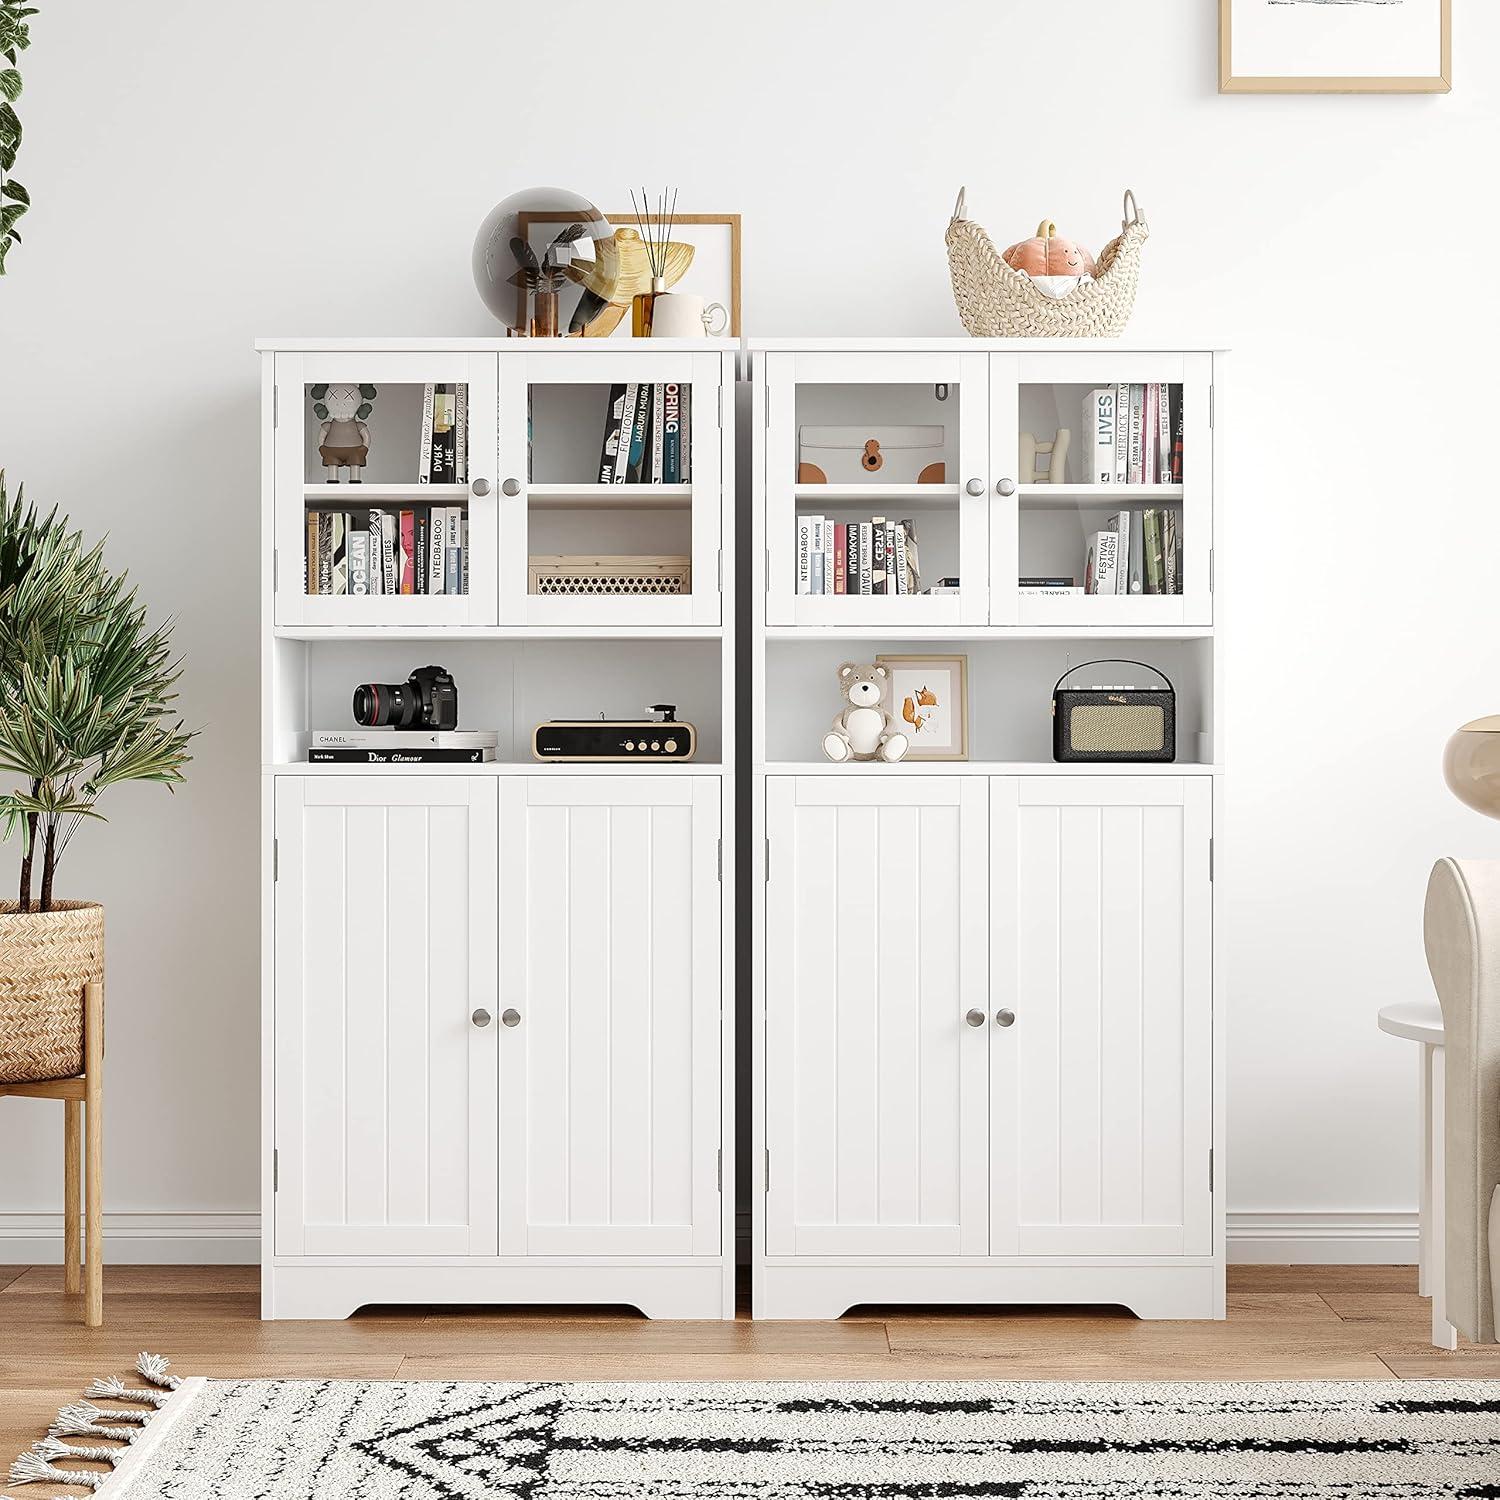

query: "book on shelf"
left=1082, top=387, right=1117, bottom=484
left=1170, top=385, right=1184, bottom=483
left=795, top=515, right=812, bottom=592
left=367, top=509, right=385, bottom=595
left=893, top=522, right=908, bottom=595
left=312, top=729, right=499, bottom=750
left=833, top=522, right=847, bottom=593
left=381, top=510, right=398, bottom=594
left=305, top=512, right=318, bottom=595
left=858, top=522, right=873, bottom=594
left=1018, top=584, right=1083, bottom=596
left=445, top=507, right=462, bottom=596
left=399, top=510, right=415, bottom=594
left=453, top=384, right=468, bottom=483
left=1106, top=510, right=1131, bottom=596
left=1157, top=381, right=1171, bottom=484
left=460, top=513, right=469, bottom=596
left=626, top=382, right=651, bottom=482
left=598, top=384, right=628, bottom=482
left=1142, top=508, right=1165, bottom=594
left=348, top=527, right=370, bottom=595
left=1084, top=529, right=1119, bottom=595
left=810, top=515, right=826, bottom=595
left=1086, top=384, right=1184, bottom=484
left=414, top=507, right=430, bottom=595
left=1113, top=382, right=1130, bottom=482
left=650, top=384, right=665, bottom=484
left=663, top=382, right=684, bottom=483
left=1128, top=384, right=1145, bottom=484
left=307, top=747, right=496, bottom=765
left=317, top=512, right=334, bottom=594
left=418, top=382, right=435, bottom=482
left=304, top=504, right=469, bottom=597
left=592, top=383, right=692, bottom=486
left=794, top=515, right=921, bottom=597
left=870, top=518, right=886, bottom=594
left=1019, top=575, right=1076, bottom=587
left=1162, top=509, right=1179, bottom=595
left=612, top=382, right=639, bottom=483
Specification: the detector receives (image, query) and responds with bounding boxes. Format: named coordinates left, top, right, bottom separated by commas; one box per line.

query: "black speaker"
left=1052, top=659, right=1175, bottom=763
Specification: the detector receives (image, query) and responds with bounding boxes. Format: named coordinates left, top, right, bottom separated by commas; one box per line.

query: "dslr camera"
left=352, top=664, right=458, bottom=731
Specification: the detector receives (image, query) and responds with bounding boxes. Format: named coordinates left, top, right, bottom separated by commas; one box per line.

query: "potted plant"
left=0, top=475, right=193, bottom=1082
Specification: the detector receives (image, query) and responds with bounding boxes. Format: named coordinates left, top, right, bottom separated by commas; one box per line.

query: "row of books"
left=1048, top=508, right=1183, bottom=596
left=307, top=729, right=496, bottom=765
left=598, top=383, right=691, bottom=483
left=418, top=384, right=468, bottom=484
left=796, top=516, right=923, bottom=596
left=304, top=507, right=469, bottom=597
left=1082, top=384, right=1183, bottom=485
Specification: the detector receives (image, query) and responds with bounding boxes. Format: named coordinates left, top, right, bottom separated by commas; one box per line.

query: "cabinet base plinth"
left=755, top=1261, right=1224, bottom=1322
left=264, top=1261, right=733, bottom=1321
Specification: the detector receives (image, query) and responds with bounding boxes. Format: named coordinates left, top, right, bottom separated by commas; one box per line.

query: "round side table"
left=1378, top=1000, right=1456, bottom=1350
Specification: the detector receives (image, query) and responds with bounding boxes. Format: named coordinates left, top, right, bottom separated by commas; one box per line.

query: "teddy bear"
left=822, top=661, right=909, bottom=764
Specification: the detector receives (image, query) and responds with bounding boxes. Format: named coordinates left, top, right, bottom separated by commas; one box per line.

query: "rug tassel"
left=6, top=1450, right=106, bottom=1488
left=135, top=1352, right=181, bottom=1391
left=31, top=1438, right=126, bottom=1467
left=83, top=1376, right=171, bottom=1409
left=48, top=1406, right=139, bottom=1444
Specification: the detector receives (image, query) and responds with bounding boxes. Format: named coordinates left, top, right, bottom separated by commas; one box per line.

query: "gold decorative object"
left=565, top=226, right=695, bottom=338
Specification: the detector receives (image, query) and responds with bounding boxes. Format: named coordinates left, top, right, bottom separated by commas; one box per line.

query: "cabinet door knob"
left=501, top=1008, right=522, bottom=1028
left=994, top=1008, right=1016, bottom=1028
left=501, top=477, right=522, bottom=497
left=965, top=1008, right=986, bottom=1028
left=471, top=477, right=492, bottom=497
left=965, top=477, right=985, bottom=497
left=471, top=1008, right=492, bottom=1028
left=995, top=477, right=1017, bottom=497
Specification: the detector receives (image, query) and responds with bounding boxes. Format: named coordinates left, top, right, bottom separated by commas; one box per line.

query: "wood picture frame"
left=876, top=653, right=969, bottom=762
left=1219, top=0, right=1451, bottom=94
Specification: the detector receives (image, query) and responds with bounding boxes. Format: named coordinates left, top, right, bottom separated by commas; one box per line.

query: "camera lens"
left=352, top=682, right=416, bottom=728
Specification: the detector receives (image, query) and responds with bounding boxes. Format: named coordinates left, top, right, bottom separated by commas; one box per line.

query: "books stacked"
left=308, top=729, right=497, bottom=765
left=304, top=507, right=468, bottom=596
left=1079, top=509, right=1183, bottom=596
left=418, top=384, right=467, bottom=484
left=796, top=516, right=920, bottom=596
left=1081, top=384, right=1183, bottom=485
left=598, top=382, right=691, bottom=483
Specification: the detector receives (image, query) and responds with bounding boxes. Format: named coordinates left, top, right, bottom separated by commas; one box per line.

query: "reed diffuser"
left=630, top=187, right=678, bottom=337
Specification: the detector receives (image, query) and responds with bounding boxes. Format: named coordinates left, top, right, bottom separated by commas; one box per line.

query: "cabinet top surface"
left=255, top=337, right=739, bottom=354
left=744, top=337, right=1228, bottom=354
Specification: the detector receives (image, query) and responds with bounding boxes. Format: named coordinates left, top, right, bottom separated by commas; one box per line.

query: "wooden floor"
left=2, top=1264, right=1496, bottom=1494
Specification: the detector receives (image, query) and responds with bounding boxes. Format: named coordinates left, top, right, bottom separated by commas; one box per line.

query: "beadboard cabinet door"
left=273, top=777, right=498, bottom=1257
left=764, top=776, right=991, bottom=1258
left=989, top=776, right=1213, bottom=1258
left=497, top=776, right=722, bottom=1257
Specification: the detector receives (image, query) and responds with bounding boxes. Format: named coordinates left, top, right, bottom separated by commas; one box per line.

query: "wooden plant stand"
left=0, top=979, right=104, bottom=1325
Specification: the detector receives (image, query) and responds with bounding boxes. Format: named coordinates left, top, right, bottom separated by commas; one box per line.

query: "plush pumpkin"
left=1003, top=220, right=1096, bottom=279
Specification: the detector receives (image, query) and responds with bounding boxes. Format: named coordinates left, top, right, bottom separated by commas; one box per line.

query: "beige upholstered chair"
left=1424, top=857, right=1500, bottom=1343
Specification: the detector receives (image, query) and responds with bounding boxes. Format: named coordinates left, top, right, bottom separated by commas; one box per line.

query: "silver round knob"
left=965, top=477, right=984, bottom=497
left=471, top=477, right=492, bottom=497
left=501, top=1008, right=522, bottom=1028
left=995, top=478, right=1017, bottom=497
left=471, top=1008, right=492, bottom=1028
left=501, top=477, right=522, bottom=497
left=965, top=1009, right=986, bottom=1028
left=994, top=1008, right=1016, bottom=1028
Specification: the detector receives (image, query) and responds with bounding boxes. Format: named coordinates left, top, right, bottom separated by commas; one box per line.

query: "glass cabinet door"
left=763, top=351, right=990, bottom=627
left=273, top=352, right=499, bottom=627
left=988, top=352, right=1212, bottom=627
left=497, top=350, right=726, bottom=627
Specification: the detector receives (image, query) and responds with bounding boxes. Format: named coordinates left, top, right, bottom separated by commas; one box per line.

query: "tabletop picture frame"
left=1220, top=0, right=1451, bottom=95
left=876, top=654, right=969, bottom=763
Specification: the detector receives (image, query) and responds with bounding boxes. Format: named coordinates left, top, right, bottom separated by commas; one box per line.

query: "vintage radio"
left=1052, top=660, right=1175, bottom=763
left=532, top=704, right=697, bottom=762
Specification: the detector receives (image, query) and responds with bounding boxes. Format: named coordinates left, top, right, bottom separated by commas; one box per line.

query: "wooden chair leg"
left=84, top=979, right=103, bottom=1327
left=64, top=1098, right=82, bottom=1295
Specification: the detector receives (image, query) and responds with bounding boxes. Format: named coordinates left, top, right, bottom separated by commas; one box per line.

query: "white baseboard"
left=1226, top=1212, right=1418, bottom=1264
left=0, top=1211, right=1419, bottom=1268
left=0, top=1212, right=260, bottom=1264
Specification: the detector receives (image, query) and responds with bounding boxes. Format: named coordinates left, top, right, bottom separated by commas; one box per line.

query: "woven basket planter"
left=945, top=189, right=1149, bottom=339
left=0, top=901, right=104, bottom=1083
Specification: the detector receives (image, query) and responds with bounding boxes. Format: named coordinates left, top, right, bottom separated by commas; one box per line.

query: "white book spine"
left=1108, top=511, right=1131, bottom=595
left=884, top=520, right=897, bottom=594
left=858, top=522, right=874, bottom=595
left=381, top=511, right=397, bottom=595
left=893, top=523, right=909, bottom=595
left=1083, top=388, right=1116, bottom=484
left=613, top=383, right=638, bottom=483
left=454, top=385, right=468, bottom=483
left=796, top=516, right=812, bottom=594
left=348, top=530, right=369, bottom=595
left=1129, top=386, right=1145, bottom=483
left=650, top=384, right=665, bottom=482
left=460, top=514, right=469, bottom=596
left=810, top=516, right=826, bottom=596
left=366, top=511, right=384, bottom=595
left=1086, top=529, right=1119, bottom=595
left=418, top=383, right=434, bottom=483
left=1114, top=383, right=1130, bottom=482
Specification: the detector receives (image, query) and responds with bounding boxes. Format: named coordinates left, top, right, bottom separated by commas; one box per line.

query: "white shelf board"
left=266, top=761, right=720, bottom=776
left=304, top=483, right=469, bottom=501
left=761, top=760, right=1220, bottom=776
left=528, top=483, right=692, bottom=510
left=763, top=624, right=1213, bottom=642
left=793, top=484, right=959, bottom=506
left=275, top=624, right=724, bottom=642
left=1018, top=484, right=1183, bottom=506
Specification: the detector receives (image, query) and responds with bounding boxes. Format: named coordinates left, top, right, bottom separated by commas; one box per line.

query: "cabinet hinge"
left=717, top=386, right=724, bottom=429
left=716, top=1148, right=722, bottom=1192
left=273, top=549, right=279, bottom=592
left=764, top=1148, right=771, bottom=1193
left=1208, top=386, right=1215, bottom=429
left=273, top=385, right=279, bottom=429
left=1209, top=837, right=1214, bottom=883
left=273, top=838, right=279, bottom=882
left=273, top=1148, right=279, bottom=1191
left=717, top=548, right=723, bottom=593
left=716, top=838, right=722, bottom=882
left=1208, top=1148, right=1215, bottom=1193
left=765, top=549, right=771, bottom=593
left=764, top=837, right=771, bottom=883
left=1209, top=547, right=1214, bottom=594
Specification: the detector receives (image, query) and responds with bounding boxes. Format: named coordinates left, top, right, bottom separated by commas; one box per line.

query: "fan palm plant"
left=0, top=472, right=194, bottom=911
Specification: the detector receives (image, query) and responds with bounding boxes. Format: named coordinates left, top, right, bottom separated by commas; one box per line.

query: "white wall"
left=2, top=0, right=1496, bottom=1263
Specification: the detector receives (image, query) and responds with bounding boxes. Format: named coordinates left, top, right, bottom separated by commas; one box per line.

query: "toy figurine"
left=311, top=383, right=377, bottom=483
left=822, top=661, right=909, bottom=764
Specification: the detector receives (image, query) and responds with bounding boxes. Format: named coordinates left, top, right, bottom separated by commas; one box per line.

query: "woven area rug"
left=9, top=1358, right=1500, bottom=1498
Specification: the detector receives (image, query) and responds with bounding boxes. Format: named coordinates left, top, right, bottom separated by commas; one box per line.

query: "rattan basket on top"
left=945, top=188, right=1149, bottom=338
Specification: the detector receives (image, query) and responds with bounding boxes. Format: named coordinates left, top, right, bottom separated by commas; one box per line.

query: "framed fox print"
left=876, top=654, right=969, bottom=762
left=1220, top=0, right=1451, bottom=94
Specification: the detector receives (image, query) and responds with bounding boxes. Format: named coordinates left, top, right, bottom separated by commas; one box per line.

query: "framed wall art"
left=875, top=654, right=969, bottom=762
left=1220, top=0, right=1451, bottom=94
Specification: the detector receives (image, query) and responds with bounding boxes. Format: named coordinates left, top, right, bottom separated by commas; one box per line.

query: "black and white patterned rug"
left=13, top=1368, right=1500, bottom=1498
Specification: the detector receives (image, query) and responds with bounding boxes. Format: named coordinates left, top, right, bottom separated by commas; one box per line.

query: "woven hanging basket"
left=946, top=188, right=1149, bottom=338
left=0, top=901, right=104, bottom=1083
